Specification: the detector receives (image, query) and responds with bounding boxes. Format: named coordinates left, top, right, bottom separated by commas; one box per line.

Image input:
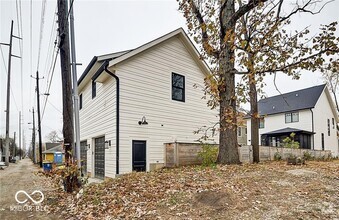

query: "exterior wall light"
left=138, top=116, right=148, bottom=125
left=105, top=140, right=111, bottom=149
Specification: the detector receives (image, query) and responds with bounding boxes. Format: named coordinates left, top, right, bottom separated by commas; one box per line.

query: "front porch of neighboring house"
left=261, top=127, right=314, bottom=149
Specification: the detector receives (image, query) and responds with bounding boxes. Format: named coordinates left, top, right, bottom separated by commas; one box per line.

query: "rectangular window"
left=172, top=73, right=185, bottom=102
left=92, top=81, right=96, bottom=99
left=245, top=128, right=247, bottom=135
left=237, top=127, right=242, bottom=137
left=285, top=112, right=299, bottom=123
left=259, top=118, right=265, bottom=129
left=333, top=118, right=335, bottom=129
left=328, top=119, right=330, bottom=136
left=79, top=94, right=83, bottom=110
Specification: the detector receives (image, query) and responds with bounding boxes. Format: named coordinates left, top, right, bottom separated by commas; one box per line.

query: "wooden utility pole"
left=13, top=132, right=16, bottom=157
left=1, top=20, right=21, bottom=166
left=19, top=111, right=21, bottom=160
left=36, top=71, right=43, bottom=167
left=58, top=0, right=74, bottom=165
left=31, top=108, right=36, bottom=163
left=2, top=21, right=14, bottom=166
left=30, top=73, right=44, bottom=167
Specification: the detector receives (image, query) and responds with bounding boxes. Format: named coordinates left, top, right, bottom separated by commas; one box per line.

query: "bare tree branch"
left=190, top=0, right=220, bottom=58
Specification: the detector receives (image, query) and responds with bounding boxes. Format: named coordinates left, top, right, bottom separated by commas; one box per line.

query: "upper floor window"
left=92, top=81, right=96, bottom=99
left=237, top=127, right=242, bottom=137
left=79, top=94, right=83, bottom=110
left=285, top=112, right=299, bottom=123
left=328, top=119, right=330, bottom=136
left=259, top=118, right=265, bottom=129
left=332, top=118, right=335, bottom=129
left=172, top=73, right=185, bottom=102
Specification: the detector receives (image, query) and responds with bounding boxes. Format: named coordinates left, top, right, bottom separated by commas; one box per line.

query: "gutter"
left=104, top=65, right=120, bottom=175
left=91, top=61, right=120, bottom=175
left=310, top=108, right=315, bottom=150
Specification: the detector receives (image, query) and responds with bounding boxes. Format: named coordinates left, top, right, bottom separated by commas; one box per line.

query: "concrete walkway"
left=0, top=158, right=59, bottom=220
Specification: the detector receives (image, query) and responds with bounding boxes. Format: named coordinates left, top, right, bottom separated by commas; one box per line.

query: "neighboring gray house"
left=246, top=84, right=339, bottom=156
left=78, top=28, right=218, bottom=179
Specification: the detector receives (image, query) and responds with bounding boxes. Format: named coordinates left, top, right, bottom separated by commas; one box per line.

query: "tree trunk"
left=217, top=0, right=240, bottom=164
left=249, top=73, right=259, bottom=163
left=58, top=0, right=74, bottom=165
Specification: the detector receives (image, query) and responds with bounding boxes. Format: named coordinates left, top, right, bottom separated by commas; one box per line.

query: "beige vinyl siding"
left=79, top=76, right=116, bottom=176
left=115, top=36, right=218, bottom=174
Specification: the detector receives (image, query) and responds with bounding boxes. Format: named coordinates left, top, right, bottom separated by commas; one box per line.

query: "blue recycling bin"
left=43, top=162, right=52, bottom=172
left=54, top=152, right=63, bottom=164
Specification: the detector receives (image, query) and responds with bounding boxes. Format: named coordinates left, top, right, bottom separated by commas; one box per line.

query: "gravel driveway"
left=0, top=158, right=59, bottom=220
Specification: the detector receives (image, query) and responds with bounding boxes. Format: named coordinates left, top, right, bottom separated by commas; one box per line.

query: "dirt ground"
left=0, top=158, right=59, bottom=220
left=44, top=160, right=339, bottom=219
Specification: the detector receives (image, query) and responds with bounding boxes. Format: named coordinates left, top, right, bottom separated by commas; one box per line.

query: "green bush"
left=303, top=151, right=314, bottom=161
left=198, top=144, right=218, bottom=167
left=283, top=133, right=300, bottom=149
left=274, top=152, right=282, bottom=161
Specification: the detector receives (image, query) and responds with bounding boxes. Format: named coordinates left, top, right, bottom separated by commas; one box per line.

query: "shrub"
left=198, top=144, right=218, bottom=167
left=303, top=151, right=314, bottom=161
left=274, top=152, right=282, bottom=161
left=283, top=133, right=300, bottom=149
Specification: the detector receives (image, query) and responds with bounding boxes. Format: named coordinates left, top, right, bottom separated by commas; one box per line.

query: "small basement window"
left=172, top=73, right=185, bottom=102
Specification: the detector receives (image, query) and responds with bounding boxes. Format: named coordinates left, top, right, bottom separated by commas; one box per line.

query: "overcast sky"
left=0, top=0, right=338, bottom=150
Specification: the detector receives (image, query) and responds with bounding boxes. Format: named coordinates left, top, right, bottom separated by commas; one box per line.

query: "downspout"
left=310, top=108, right=314, bottom=150
left=105, top=65, right=120, bottom=175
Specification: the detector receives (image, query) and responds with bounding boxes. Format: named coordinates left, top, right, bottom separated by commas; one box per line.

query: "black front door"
left=80, top=141, right=87, bottom=176
left=132, top=140, right=146, bottom=172
left=94, top=137, right=105, bottom=179
left=321, top=133, right=324, bottom=150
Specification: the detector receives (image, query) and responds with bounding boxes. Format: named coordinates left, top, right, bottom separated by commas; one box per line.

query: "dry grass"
left=43, top=160, right=339, bottom=219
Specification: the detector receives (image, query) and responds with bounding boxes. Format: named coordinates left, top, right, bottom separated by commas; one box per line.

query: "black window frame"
left=79, top=93, right=83, bottom=110
left=285, top=111, right=299, bottom=123
left=237, top=127, right=242, bottom=137
left=92, top=80, right=96, bottom=99
left=171, top=72, right=185, bottom=102
left=259, top=118, right=265, bottom=129
left=328, top=119, right=330, bottom=136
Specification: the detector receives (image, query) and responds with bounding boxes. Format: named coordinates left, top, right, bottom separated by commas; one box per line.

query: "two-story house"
left=246, top=84, right=339, bottom=156
left=78, top=28, right=219, bottom=179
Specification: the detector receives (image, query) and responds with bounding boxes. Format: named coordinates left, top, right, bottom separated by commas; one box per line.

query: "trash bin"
left=54, top=152, right=63, bottom=164
left=43, top=162, right=52, bottom=172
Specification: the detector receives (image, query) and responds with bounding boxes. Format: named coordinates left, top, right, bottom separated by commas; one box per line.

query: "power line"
left=0, top=45, right=19, bottom=112
left=43, top=7, right=57, bottom=83
left=36, top=0, right=47, bottom=71
left=47, top=99, right=62, bottom=114
left=67, top=0, right=75, bottom=19
left=29, top=0, right=33, bottom=113
left=41, top=45, right=60, bottom=121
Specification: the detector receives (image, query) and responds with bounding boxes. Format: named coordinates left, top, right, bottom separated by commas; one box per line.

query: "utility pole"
left=69, top=0, right=81, bottom=169
left=13, top=132, right=16, bottom=157
left=19, top=111, right=21, bottom=160
left=58, top=0, right=74, bottom=165
left=1, top=20, right=21, bottom=166
left=31, top=72, right=44, bottom=167
left=31, top=108, right=36, bottom=163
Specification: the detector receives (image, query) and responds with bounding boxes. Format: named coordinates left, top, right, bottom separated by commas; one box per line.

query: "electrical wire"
left=36, top=0, right=47, bottom=71
left=0, top=46, right=20, bottom=112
